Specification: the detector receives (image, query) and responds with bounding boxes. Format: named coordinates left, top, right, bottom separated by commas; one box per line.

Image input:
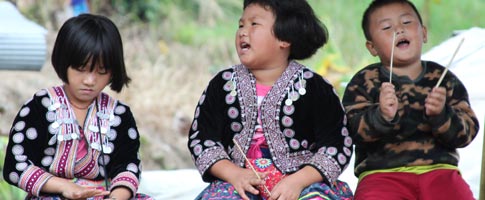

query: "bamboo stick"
left=435, top=38, right=464, bottom=88
left=232, top=138, right=272, bottom=196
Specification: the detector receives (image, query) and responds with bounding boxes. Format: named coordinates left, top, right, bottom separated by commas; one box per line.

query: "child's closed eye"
left=75, top=66, right=87, bottom=72
left=97, top=67, right=108, bottom=75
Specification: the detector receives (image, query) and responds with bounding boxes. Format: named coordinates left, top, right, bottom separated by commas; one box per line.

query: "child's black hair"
left=244, top=0, right=328, bottom=60
left=51, top=14, right=130, bottom=92
left=362, top=0, right=423, bottom=41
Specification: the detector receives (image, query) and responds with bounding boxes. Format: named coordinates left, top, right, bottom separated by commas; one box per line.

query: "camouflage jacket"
left=342, top=61, right=479, bottom=177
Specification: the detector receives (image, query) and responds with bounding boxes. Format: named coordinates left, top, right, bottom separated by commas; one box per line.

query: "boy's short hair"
left=51, top=14, right=130, bottom=92
left=243, top=0, right=328, bottom=60
left=362, top=0, right=423, bottom=41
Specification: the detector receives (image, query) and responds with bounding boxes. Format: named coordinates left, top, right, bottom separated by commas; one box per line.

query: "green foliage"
left=306, top=0, right=485, bottom=83
left=173, top=22, right=197, bottom=44
left=0, top=136, right=27, bottom=199
left=154, top=0, right=484, bottom=85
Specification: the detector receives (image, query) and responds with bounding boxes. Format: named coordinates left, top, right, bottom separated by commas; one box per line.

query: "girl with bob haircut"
left=3, top=14, right=152, bottom=200
left=52, top=13, right=130, bottom=93
left=188, top=0, right=354, bottom=199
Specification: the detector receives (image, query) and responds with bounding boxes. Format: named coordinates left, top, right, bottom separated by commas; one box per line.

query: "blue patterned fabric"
left=195, top=179, right=353, bottom=200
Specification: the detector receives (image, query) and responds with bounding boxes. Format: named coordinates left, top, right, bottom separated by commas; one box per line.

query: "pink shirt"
left=247, top=83, right=271, bottom=158
left=76, top=128, right=88, bottom=161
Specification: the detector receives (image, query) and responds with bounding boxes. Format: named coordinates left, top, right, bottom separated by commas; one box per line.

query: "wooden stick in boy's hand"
left=232, top=138, right=272, bottom=196
left=435, top=38, right=465, bottom=88
left=390, top=32, right=397, bottom=83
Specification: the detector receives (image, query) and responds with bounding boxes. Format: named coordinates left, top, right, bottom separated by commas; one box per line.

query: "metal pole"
left=480, top=121, right=485, bottom=200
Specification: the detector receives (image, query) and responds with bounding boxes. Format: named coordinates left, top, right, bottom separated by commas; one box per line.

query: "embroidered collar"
left=45, top=86, right=116, bottom=153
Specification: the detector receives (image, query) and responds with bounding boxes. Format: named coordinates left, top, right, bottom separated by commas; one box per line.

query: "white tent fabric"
left=137, top=169, right=207, bottom=199
left=137, top=27, right=485, bottom=199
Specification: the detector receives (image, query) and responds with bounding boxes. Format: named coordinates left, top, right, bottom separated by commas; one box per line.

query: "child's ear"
left=422, top=25, right=428, bottom=43
left=279, top=40, right=290, bottom=48
left=365, top=40, right=378, bottom=56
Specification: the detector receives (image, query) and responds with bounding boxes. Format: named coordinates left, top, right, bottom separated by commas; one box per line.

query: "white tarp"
left=138, top=169, right=207, bottom=200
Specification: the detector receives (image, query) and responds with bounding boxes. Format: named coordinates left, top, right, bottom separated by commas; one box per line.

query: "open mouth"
left=240, top=42, right=251, bottom=50
left=397, top=38, right=410, bottom=47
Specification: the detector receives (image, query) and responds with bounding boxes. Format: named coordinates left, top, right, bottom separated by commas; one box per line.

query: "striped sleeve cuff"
left=109, top=171, right=140, bottom=196
left=18, top=165, right=54, bottom=196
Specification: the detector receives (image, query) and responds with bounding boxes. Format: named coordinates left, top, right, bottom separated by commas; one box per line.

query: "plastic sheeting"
left=138, top=169, right=207, bottom=200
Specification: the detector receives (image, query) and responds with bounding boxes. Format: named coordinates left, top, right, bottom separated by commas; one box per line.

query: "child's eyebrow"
left=377, top=12, right=414, bottom=24
left=399, top=12, right=414, bottom=18
left=377, top=18, right=392, bottom=25
left=239, top=16, right=259, bottom=23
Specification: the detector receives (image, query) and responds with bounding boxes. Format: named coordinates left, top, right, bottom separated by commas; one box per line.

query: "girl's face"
left=64, top=62, right=111, bottom=107
left=236, top=3, right=289, bottom=69
left=365, top=2, right=427, bottom=67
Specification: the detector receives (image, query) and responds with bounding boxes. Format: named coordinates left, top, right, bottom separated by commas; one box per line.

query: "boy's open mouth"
left=397, top=38, right=410, bottom=47
left=241, top=42, right=250, bottom=50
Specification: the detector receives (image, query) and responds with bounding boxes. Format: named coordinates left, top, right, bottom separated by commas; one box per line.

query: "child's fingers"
left=259, top=171, right=269, bottom=179
left=239, top=183, right=259, bottom=198
left=381, top=82, right=395, bottom=88
left=234, top=184, right=250, bottom=200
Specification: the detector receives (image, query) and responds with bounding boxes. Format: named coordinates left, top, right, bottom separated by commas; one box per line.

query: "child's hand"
left=425, top=87, right=446, bottom=116
left=61, top=183, right=110, bottom=200
left=379, top=82, right=398, bottom=121
left=268, top=174, right=304, bottom=200
left=227, top=168, right=266, bottom=200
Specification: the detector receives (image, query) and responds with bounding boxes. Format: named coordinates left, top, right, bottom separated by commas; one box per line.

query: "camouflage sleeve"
left=427, top=73, right=479, bottom=148
left=342, top=68, right=400, bottom=143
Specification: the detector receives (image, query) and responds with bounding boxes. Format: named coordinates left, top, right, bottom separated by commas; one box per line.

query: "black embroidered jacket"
left=188, top=61, right=353, bottom=184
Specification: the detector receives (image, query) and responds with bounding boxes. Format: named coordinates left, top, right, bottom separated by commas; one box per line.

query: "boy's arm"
left=342, top=71, right=399, bottom=143
left=427, top=78, right=479, bottom=148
